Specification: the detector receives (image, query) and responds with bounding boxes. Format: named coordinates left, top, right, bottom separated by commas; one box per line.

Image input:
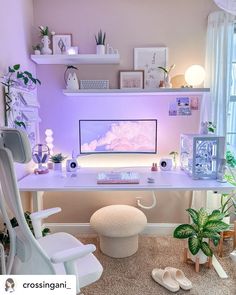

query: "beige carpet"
left=79, top=235, right=236, bottom=295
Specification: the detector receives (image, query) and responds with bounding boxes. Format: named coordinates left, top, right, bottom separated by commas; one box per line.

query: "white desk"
left=18, top=167, right=234, bottom=211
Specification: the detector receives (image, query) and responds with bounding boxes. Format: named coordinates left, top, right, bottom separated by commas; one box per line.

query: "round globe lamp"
left=184, top=65, right=206, bottom=87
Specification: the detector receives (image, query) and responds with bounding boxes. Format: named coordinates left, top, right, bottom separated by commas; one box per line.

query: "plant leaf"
left=13, top=64, right=20, bottom=70
left=202, top=230, right=220, bottom=240
left=8, top=66, right=15, bottom=73
left=188, top=236, right=201, bottom=255
left=173, top=224, right=196, bottom=239
left=200, top=241, right=213, bottom=257
left=23, top=77, right=29, bottom=85
left=198, top=208, right=208, bottom=228
left=17, top=72, right=24, bottom=79
left=186, top=208, right=198, bottom=224
left=208, top=210, right=225, bottom=221
left=204, top=220, right=229, bottom=232
left=158, top=66, right=168, bottom=73
left=24, top=71, right=32, bottom=77
left=212, top=236, right=220, bottom=246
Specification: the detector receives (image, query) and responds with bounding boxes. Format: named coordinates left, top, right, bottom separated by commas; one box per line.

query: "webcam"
left=66, top=159, right=78, bottom=172
left=159, top=158, right=172, bottom=171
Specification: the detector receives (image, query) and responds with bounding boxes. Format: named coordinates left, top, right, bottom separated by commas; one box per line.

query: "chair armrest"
left=50, top=244, right=96, bottom=264
left=30, top=207, right=61, bottom=239
left=30, top=207, right=61, bottom=220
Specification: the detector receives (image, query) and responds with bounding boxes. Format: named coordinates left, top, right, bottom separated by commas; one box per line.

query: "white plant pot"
left=34, top=50, right=41, bottom=55
left=96, top=45, right=105, bottom=55
left=41, top=36, right=52, bottom=55
left=53, top=162, right=62, bottom=171
left=164, top=74, right=172, bottom=88
left=189, top=249, right=208, bottom=264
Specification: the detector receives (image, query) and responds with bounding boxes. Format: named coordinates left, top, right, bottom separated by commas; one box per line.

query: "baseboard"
left=44, top=222, right=179, bottom=236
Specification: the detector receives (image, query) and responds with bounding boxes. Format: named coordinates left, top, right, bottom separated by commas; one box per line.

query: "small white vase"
left=164, top=74, right=172, bottom=88
left=41, top=36, right=52, bottom=55
left=189, top=249, right=208, bottom=264
left=53, top=162, right=62, bottom=172
left=34, top=49, right=41, bottom=55
left=96, top=45, right=105, bottom=55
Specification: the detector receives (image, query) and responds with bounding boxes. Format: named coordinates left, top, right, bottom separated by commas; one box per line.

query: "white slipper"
left=151, top=268, right=180, bottom=292
left=165, top=267, right=192, bottom=290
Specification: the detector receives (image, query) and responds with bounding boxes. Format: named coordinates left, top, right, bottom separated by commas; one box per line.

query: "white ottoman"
left=90, top=205, right=147, bottom=258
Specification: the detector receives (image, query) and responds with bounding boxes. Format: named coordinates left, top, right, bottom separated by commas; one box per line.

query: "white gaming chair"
left=0, top=128, right=103, bottom=294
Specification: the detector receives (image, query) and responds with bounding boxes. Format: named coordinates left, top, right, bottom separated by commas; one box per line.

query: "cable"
left=136, top=191, right=157, bottom=209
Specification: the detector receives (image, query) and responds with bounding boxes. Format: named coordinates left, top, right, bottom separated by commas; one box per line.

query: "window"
left=228, top=29, right=236, bottom=153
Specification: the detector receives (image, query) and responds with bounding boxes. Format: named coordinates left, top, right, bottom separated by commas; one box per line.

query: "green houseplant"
left=0, top=212, right=50, bottom=250
left=1, top=64, right=41, bottom=126
left=173, top=208, right=229, bottom=259
left=50, top=153, right=67, bottom=163
left=50, top=153, right=67, bottom=172
left=169, top=151, right=178, bottom=169
left=95, top=29, right=106, bottom=55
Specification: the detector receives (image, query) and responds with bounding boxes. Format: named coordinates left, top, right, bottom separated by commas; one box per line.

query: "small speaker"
left=66, top=159, right=78, bottom=172
left=159, top=158, right=172, bottom=171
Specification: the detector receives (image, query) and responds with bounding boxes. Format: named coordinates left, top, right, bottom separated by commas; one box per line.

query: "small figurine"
left=151, top=163, right=158, bottom=171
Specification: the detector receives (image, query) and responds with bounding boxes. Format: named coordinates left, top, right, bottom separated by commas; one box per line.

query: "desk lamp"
left=184, top=65, right=206, bottom=87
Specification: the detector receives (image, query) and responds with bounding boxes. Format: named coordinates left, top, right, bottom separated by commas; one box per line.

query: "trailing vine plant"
left=1, top=64, right=41, bottom=126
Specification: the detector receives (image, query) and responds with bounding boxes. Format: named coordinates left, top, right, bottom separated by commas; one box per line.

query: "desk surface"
left=18, top=167, right=235, bottom=192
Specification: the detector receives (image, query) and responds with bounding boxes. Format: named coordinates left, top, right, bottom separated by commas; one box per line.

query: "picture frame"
left=119, top=70, right=144, bottom=90
left=52, top=34, right=72, bottom=54
left=134, top=47, right=168, bottom=89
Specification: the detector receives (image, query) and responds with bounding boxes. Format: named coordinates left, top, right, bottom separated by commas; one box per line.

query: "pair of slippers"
left=151, top=267, right=192, bottom=292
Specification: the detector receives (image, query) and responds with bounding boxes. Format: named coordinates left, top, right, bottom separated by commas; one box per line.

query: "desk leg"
left=31, top=191, right=44, bottom=212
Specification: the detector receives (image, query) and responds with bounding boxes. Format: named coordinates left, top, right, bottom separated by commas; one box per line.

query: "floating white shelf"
left=31, top=54, right=120, bottom=65
left=63, top=88, right=210, bottom=96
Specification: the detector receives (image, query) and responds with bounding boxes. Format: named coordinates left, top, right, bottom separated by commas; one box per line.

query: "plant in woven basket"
left=173, top=208, right=229, bottom=257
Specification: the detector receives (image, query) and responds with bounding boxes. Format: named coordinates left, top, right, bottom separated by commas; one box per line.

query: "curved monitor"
left=79, top=119, right=157, bottom=154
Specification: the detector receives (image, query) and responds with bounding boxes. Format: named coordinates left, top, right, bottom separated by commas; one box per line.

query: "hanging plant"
left=1, top=64, right=41, bottom=125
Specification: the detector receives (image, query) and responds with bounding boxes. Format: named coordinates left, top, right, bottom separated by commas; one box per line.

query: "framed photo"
left=119, top=70, right=144, bottom=90
left=52, top=34, right=72, bottom=54
left=134, top=47, right=168, bottom=89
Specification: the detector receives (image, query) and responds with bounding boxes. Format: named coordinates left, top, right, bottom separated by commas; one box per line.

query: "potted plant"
left=38, top=25, right=55, bottom=55
left=95, top=29, right=106, bottom=55
left=1, top=64, right=41, bottom=126
left=173, top=208, right=229, bottom=263
left=50, top=153, right=67, bottom=171
left=169, top=151, right=178, bottom=169
left=0, top=211, right=50, bottom=251
left=32, top=44, right=42, bottom=55
left=158, top=64, right=175, bottom=88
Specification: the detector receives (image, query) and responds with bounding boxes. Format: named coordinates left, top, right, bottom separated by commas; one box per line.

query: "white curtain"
left=204, top=10, right=235, bottom=136
left=192, top=11, right=235, bottom=211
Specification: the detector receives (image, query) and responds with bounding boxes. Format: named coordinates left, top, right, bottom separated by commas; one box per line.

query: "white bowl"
left=230, top=250, right=236, bottom=262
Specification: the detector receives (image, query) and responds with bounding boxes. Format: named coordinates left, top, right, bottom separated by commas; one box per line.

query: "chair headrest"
left=0, top=128, right=31, bottom=163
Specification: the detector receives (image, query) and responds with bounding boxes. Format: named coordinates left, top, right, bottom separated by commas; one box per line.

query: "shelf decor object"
left=134, top=47, right=167, bottom=89
left=119, top=70, right=144, bottom=90
left=62, top=87, right=210, bottom=96
left=95, top=29, right=106, bottom=55
left=31, top=54, right=120, bottom=65
left=80, top=80, right=109, bottom=89
left=52, top=34, right=72, bottom=54
left=180, top=134, right=225, bottom=179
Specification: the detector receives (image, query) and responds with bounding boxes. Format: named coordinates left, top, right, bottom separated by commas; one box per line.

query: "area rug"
left=79, top=235, right=236, bottom=295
